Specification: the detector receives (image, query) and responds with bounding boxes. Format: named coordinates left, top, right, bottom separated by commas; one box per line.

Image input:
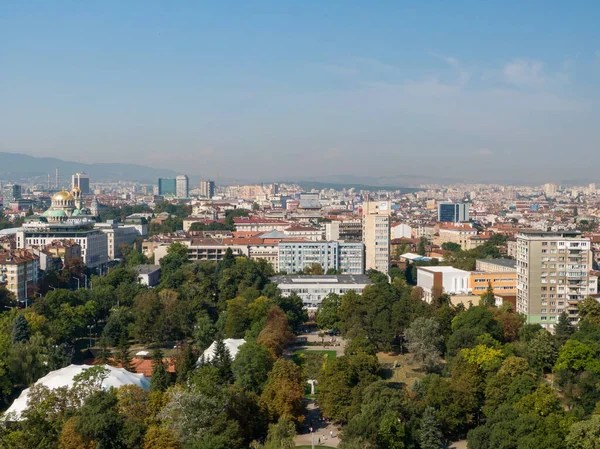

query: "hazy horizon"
left=2, top=1, right=600, bottom=184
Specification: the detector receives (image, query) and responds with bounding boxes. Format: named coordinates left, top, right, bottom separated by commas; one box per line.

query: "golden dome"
left=53, top=189, right=74, bottom=201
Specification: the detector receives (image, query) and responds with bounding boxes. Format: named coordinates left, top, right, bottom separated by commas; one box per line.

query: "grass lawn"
left=292, top=349, right=337, bottom=366
left=378, top=352, right=426, bottom=387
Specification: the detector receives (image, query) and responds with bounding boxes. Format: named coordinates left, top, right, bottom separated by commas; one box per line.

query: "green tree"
left=76, top=389, right=124, bottom=449
left=225, top=296, right=251, bottom=338
left=113, top=338, right=133, bottom=372
left=0, top=286, right=17, bottom=310
left=231, top=341, right=273, bottom=394
left=566, top=414, right=600, bottom=449
left=418, top=238, right=427, bottom=256
left=441, top=242, right=461, bottom=252
left=316, top=293, right=341, bottom=330
left=174, top=343, right=196, bottom=384
left=554, top=339, right=600, bottom=374
left=143, top=426, right=181, bottom=449
left=318, top=353, right=381, bottom=423
left=262, top=417, right=296, bottom=449
left=420, top=406, right=445, bottom=449
left=528, top=329, right=558, bottom=373
left=12, top=314, right=30, bottom=343
left=261, top=358, right=305, bottom=422
left=404, top=317, right=442, bottom=371
left=150, top=349, right=171, bottom=392
left=578, top=296, right=600, bottom=325
left=555, top=311, right=575, bottom=347
left=479, top=282, right=496, bottom=308
left=211, top=337, right=234, bottom=384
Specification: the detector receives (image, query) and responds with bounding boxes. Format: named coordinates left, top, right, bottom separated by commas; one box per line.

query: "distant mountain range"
left=0, top=152, right=178, bottom=184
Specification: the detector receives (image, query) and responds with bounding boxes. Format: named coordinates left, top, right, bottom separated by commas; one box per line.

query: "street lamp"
left=72, top=277, right=80, bottom=290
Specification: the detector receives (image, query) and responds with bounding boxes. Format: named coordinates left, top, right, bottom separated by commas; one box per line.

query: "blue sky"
left=2, top=1, right=600, bottom=184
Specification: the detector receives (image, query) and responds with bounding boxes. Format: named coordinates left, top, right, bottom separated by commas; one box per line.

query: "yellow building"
left=470, top=271, right=517, bottom=295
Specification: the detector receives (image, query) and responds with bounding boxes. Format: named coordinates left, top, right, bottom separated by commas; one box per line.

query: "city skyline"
left=2, top=1, right=600, bottom=183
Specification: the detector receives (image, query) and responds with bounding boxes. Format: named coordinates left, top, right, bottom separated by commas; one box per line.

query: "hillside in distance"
left=0, top=152, right=178, bottom=183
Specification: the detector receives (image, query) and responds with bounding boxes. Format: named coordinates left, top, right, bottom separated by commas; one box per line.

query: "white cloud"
left=503, top=59, right=545, bottom=87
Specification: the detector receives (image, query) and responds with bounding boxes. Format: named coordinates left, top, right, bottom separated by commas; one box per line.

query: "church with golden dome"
left=41, top=187, right=92, bottom=223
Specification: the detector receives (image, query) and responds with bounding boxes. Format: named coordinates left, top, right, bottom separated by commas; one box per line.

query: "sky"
left=1, top=1, right=600, bottom=185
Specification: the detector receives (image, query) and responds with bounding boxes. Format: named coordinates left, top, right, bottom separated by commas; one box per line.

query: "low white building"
left=271, top=274, right=372, bottom=310
left=135, top=264, right=161, bottom=287
left=417, top=266, right=471, bottom=303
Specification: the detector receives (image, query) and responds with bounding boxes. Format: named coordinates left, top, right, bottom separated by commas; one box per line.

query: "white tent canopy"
left=197, top=338, right=246, bottom=365
left=3, top=364, right=150, bottom=420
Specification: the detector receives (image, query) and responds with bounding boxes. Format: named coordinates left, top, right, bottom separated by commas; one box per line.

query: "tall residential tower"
left=516, top=231, right=596, bottom=330
left=362, top=201, right=391, bottom=274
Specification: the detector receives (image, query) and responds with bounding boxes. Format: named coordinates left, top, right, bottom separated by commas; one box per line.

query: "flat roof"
left=476, top=258, right=517, bottom=269
left=417, top=266, right=470, bottom=274
left=134, top=264, right=161, bottom=274
left=271, top=274, right=372, bottom=285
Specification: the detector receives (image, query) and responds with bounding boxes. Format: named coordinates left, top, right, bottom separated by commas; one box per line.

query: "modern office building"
left=516, top=231, right=596, bottom=329
left=71, top=173, right=90, bottom=194
left=199, top=180, right=216, bottom=199
left=362, top=201, right=391, bottom=274
left=278, top=241, right=364, bottom=275
left=438, top=202, right=470, bottom=223
left=2, top=184, right=22, bottom=204
left=158, top=178, right=177, bottom=196
left=270, top=274, right=372, bottom=309
left=176, top=175, right=189, bottom=198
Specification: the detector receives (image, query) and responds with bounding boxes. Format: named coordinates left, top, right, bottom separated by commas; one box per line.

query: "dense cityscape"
left=1, top=170, right=600, bottom=448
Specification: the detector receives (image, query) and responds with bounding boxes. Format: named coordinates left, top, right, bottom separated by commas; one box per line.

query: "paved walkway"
left=295, top=399, right=340, bottom=448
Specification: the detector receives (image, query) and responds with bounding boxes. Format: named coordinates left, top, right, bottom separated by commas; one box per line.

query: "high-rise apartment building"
left=176, top=175, right=189, bottom=198
left=200, top=180, right=215, bottom=199
left=362, top=201, right=391, bottom=274
left=517, top=231, right=595, bottom=329
left=543, top=183, right=558, bottom=197
left=71, top=173, right=90, bottom=194
left=158, top=178, right=177, bottom=196
left=438, top=202, right=469, bottom=223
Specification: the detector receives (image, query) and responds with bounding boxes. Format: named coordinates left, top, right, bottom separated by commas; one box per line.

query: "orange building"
left=469, top=271, right=517, bottom=295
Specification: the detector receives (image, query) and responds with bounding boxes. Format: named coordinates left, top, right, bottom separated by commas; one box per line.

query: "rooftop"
left=271, top=274, right=372, bottom=285
left=417, top=266, right=470, bottom=274
left=476, top=258, right=517, bottom=269
left=134, top=264, right=161, bottom=275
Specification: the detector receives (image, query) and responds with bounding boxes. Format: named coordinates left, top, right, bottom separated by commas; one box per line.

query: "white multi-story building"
left=95, top=220, right=144, bottom=261
left=271, top=274, right=372, bottom=310
left=362, top=201, right=391, bottom=274
left=278, top=241, right=364, bottom=275
left=176, top=175, right=189, bottom=198
left=16, top=220, right=108, bottom=268
left=517, top=231, right=595, bottom=329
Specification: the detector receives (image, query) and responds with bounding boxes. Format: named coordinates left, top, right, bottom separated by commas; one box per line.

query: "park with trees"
left=1, top=241, right=600, bottom=448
